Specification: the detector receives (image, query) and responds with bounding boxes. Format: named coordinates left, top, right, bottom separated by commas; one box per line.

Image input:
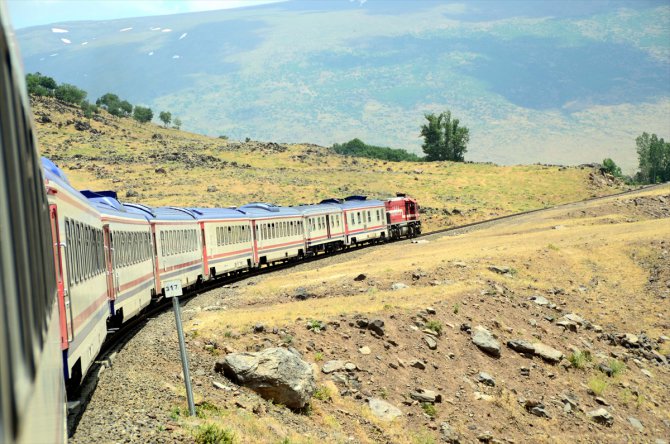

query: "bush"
left=425, top=320, right=443, bottom=336
left=80, top=100, right=98, bottom=118
left=421, top=403, right=436, bottom=417
left=608, top=359, right=625, bottom=376
left=26, top=72, right=57, bottom=97
left=194, top=423, right=235, bottom=444
left=332, top=138, right=422, bottom=162
left=602, top=158, right=622, bottom=177
left=54, top=83, right=87, bottom=104
left=313, top=385, right=332, bottom=401
left=133, top=105, right=153, bottom=123
left=96, top=93, right=133, bottom=117
left=567, top=350, right=592, bottom=369
left=588, top=376, right=608, bottom=396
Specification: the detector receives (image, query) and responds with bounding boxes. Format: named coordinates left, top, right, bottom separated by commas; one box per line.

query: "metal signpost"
left=164, top=280, right=196, bottom=416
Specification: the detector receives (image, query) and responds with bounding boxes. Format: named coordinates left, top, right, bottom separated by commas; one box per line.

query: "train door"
left=102, top=225, right=117, bottom=302
left=405, top=201, right=415, bottom=220
left=200, top=222, right=209, bottom=280
left=325, top=214, right=332, bottom=239
left=49, top=205, right=73, bottom=348
left=251, top=220, right=259, bottom=265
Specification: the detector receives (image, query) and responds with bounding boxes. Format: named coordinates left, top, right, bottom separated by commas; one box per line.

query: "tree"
left=96, top=93, right=133, bottom=117
left=132, top=106, right=153, bottom=123
left=54, top=83, right=87, bottom=104
left=602, top=158, right=621, bottom=177
left=173, top=117, right=182, bottom=130
left=80, top=100, right=98, bottom=118
left=636, top=132, right=670, bottom=184
left=159, top=111, right=172, bottom=127
left=25, top=72, right=57, bottom=97
left=421, top=110, right=469, bottom=162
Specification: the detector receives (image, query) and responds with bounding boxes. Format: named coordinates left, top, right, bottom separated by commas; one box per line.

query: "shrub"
left=421, top=403, right=436, bottom=417
left=313, top=385, right=332, bottom=402
left=608, top=359, right=625, bottom=376
left=314, top=352, right=324, bottom=362
left=332, top=138, right=423, bottom=162
left=425, top=320, right=443, bottom=336
left=196, top=401, right=220, bottom=418
left=54, top=83, right=87, bottom=104
left=588, top=376, right=608, bottom=396
left=193, top=423, right=235, bottom=444
left=567, top=350, right=592, bottom=369
left=453, top=303, right=460, bottom=315
left=26, top=72, right=57, bottom=96
left=133, top=105, right=153, bottom=124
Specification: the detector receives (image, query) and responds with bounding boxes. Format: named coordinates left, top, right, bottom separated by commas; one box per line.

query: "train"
left=44, top=157, right=421, bottom=393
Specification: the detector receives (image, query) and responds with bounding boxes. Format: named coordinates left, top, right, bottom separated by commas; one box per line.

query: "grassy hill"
left=33, top=97, right=627, bottom=232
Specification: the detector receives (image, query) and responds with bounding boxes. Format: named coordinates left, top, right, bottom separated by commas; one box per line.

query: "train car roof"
left=123, top=203, right=196, bottom=221
left=186, top=207, right=248, bottom=220
left=338, top=199, right=386, bottom=210
left=237, top=203, right=302, bottom=218
left=81, top=190, right=148, bottom=221
left=41, top=157, right=100, bottom=211
left=290, top=203, right=342, bottom=215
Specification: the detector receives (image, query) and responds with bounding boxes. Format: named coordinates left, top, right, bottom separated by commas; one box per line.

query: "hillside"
left=15, top=0, right=670, bottom=171
left=32, top=97, right=627, bottom=233
left=70, top=184, right=670, bottom=443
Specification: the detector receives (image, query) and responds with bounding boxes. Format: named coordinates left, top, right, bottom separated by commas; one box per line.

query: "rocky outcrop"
left=214, top=347, right=315, bottom=409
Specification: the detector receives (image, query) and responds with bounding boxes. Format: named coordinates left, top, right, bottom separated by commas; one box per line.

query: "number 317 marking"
left=164, top=280, right=183, bottom=298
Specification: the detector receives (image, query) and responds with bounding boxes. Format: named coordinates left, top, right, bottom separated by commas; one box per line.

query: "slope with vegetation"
left=31, top=97, right=627, bottom=233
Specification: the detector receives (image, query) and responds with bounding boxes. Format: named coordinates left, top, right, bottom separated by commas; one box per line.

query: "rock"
left=622, top=333, right=640, bottom=347
left=207, top=186, right=218, bottom=192
left=507, top=339, right=535, bottom=354
left=125, top=189, right=139, bottom=198
left=556, top=320, right=579, bottom=332
left=472, top=326, right=501, bottom=358
left=473, top=391, right=494, bottom=402
left=368, top=319, right=385, bottom=336
left=410, top=360, right=426, bottom=370
left=531, top=295, right=550, bottom=306
left=368, top=398, right=402, bottom=421
left=355, top=319, right=369, bottom=329
left=344, top=362, right=357, bottom=372
left=322, top=360, right=345, bottom=374
left=598, top=363, right=614, bottom=377
left=520, top=367, right=530, bottom=377
left=532, top=342, right=563, bottom=363
left=253, top=323, right=265, bottom=333
left=525, top=400, right=550, bottom=418
left=641, top=368, right=653, bottom=378
left=488, top=265, right=510, bottom=274
left=477, top=372, right=495, bottom=387
left=587, top=408, right=614, bottom=426
left=410, top=388, right=441, bottom=403
left=294, top=287, right=314, bottom=300
left=440, top=422, right=461, bottom=443
left=562, top=313, right=586, bottom=325
left=391, top=283, right=408, bottom=290
left=212, top=381, right=228, bottom=390
left=628, top=417, right=644, bottom=432
left=358, top=346, right=371, bottom=355
left=354, top=273, right=366, bottom=281
left=214, top=347, right=315, bottom=409
left=453, top=261, right=468, bottom=268
left=595, top=397, right=609, bottom=406
left=424, top=335, right=438, bottom=350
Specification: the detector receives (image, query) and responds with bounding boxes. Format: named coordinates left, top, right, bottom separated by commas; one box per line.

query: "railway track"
left=67, top=181, right=667, bottom=436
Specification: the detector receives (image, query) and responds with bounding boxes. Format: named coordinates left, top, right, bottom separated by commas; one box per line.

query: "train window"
left=160, top=231, right=165, bottom=256
left=350, top=213, right=354, bottom=225
left=357, top=212, right=361, bottom=224
left=368, top=211, right=372, bottom=223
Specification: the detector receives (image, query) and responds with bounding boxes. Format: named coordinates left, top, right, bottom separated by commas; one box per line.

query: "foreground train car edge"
left=0, top=4, right=66, bottom=443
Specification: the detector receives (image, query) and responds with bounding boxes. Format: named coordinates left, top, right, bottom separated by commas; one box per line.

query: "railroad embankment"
left=32, top=96, right=627, bottom=233
left=71, top=185, right=670, bottom=443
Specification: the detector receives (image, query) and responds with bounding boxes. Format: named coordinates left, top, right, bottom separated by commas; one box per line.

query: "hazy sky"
left=8, top=0, right=283, bottom=29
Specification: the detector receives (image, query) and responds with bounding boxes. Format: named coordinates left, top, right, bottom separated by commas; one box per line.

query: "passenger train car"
left=0, top=4, right=66, bottom=442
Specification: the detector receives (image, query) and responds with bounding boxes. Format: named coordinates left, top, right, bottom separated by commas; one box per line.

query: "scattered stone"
left=595, top=397, right=609, bottom=406
left=440, top=422, right=461, bottom=443
left=424, top=335, right=438, bottom=350
left=358, top=346, right=371, bottom=355
left=488, top=265, right=511, bottom=274
left=426, top=307, right=436, bottom=315
left=641, top=368, right=653, bottom=378
left=588, top=408, right=614, bottom=426
left=507, top=339, right=535, bottom=355
left=410, top=360, right=426, bottom=370
left=460, top=323, right=472, bottom=334
left=472, top=326, right=501, bottom=358
left=391, top=282, right=408, bottom=290
left=321, top=360, right=345, bottom=374
left=622, top=333, right=639, bottom=347
left=531, top=295, right=550, bottom=306
left=125, top=189, right=139, bottom=198
left=598, top=363, right=614, bottom=377
left=214, top=347, right=315, bottom=409
left=354, top=273, right=366, bottom=281
left=453, top=261, right=468, bottom=268
left=212, top=381, right=227, bottom=390
left=253, top=323, right=265, bottom=333
left=368, top=398, right=402, bottom=421
left=410, top=388, right=441, bottom=403
left=294, top=287, right=315, bottom=300
left=207, top=186, right=218, bottom=192
left=520, top=367, right=530, bottom=377
left=368, top=319, right=385, bottom=336
left=477, top=372, right=495, bottom=387
left=525, top=400, right=551, bottom=418
left=473, top=391, right=494, bottom=402
left=344, top=363, right=357, bottom=372
left=532, top=342, right=564, bottom=363
left=628, top=417, right=644, bottom=432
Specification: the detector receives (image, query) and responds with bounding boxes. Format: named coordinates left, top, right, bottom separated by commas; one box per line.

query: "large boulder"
left=472, top=326, right=501, bottom=358
left=368, top=398, right=403, bottom=421
left=214, top=347, right=315, bottom=409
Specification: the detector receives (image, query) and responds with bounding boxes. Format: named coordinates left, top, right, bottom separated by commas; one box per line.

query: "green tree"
left=332, top=138, right=422, bottom=162
left=602, top=158, right=622, bottom=177
left=54, top=83, right=87, bottom=104
left=119, top=100, right=133, bottom=117
left=421, top=110, right=469, bottom=162
left=132, top=106, right=153, bottom=123
left=173, top=117, right=182, bottom=130
left=80, top=100, right=98, bottom=118
left=159, top=111, right=172, bottom=127
left=25, top=72, right=57, bottom=96
left=96, top=93, right=133, bottom=117
left=636, top=132, right=670, bottom=184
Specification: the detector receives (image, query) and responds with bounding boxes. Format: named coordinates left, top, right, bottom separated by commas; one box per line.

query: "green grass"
left=425, top=320, right=443, bottom=336
left=314, top=352, right=324, bottom=362
left=588, top=376, right=608, bottom=396
left=421, top=403, right=436, bottom=418
left=453, top=303, right=460, bottom=315
left=608, top=359, right=625, bottom=376
left=567, top=350, right=592, bottom=369
left=313, top=385, right=333, bottom=402
left=194, top=423, right=235, bottom=444
left=196, top=401, right=221, bottom=419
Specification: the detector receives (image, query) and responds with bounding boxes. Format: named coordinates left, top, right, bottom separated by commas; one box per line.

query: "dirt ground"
left=71, top=185, right=670, bottom=444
